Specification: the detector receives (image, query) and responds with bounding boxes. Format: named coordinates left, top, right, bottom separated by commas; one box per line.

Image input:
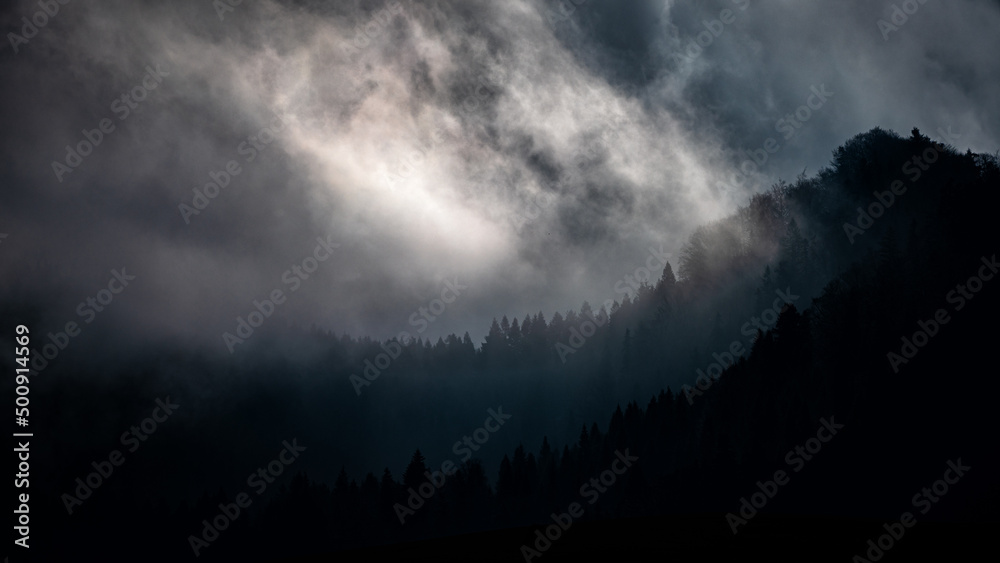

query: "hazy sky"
left=2, top=0, right=998, bottom=350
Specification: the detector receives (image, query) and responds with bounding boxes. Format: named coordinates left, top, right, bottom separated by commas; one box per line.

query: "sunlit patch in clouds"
left=3, top=0, right=996, bottom=347
left=228, top=0, right=727, bottom=313
left=0, top=0, right=735, bottom=345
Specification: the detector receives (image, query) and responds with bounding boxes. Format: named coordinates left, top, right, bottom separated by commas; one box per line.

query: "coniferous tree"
left=403, top=450, right=428, bottom=490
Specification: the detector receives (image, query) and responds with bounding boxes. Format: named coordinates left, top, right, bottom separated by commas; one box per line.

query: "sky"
left=1, top=0, right=998, bottom=351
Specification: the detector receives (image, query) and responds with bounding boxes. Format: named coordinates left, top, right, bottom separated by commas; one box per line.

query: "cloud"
left=0, top=0, right=997, bottom=350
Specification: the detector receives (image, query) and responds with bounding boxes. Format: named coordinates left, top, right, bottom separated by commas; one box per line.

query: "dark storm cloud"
left=0, top=0, right=997, bottom=353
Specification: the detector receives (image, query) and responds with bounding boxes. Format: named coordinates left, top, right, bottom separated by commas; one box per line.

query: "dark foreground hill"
left=8, top=126, right=1000, bottom=561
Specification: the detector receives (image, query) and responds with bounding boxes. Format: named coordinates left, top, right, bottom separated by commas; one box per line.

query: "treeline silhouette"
left=10, top=127, right=1000, bottom=561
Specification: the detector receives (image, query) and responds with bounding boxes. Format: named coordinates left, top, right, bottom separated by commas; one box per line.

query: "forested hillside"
left=16, top=127, right=1000, bottom=561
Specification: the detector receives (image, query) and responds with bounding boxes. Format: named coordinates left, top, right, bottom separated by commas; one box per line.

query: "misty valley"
left=2, top=1, right=998, bottom=561
left=6, top=125, right=998, bottom=561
